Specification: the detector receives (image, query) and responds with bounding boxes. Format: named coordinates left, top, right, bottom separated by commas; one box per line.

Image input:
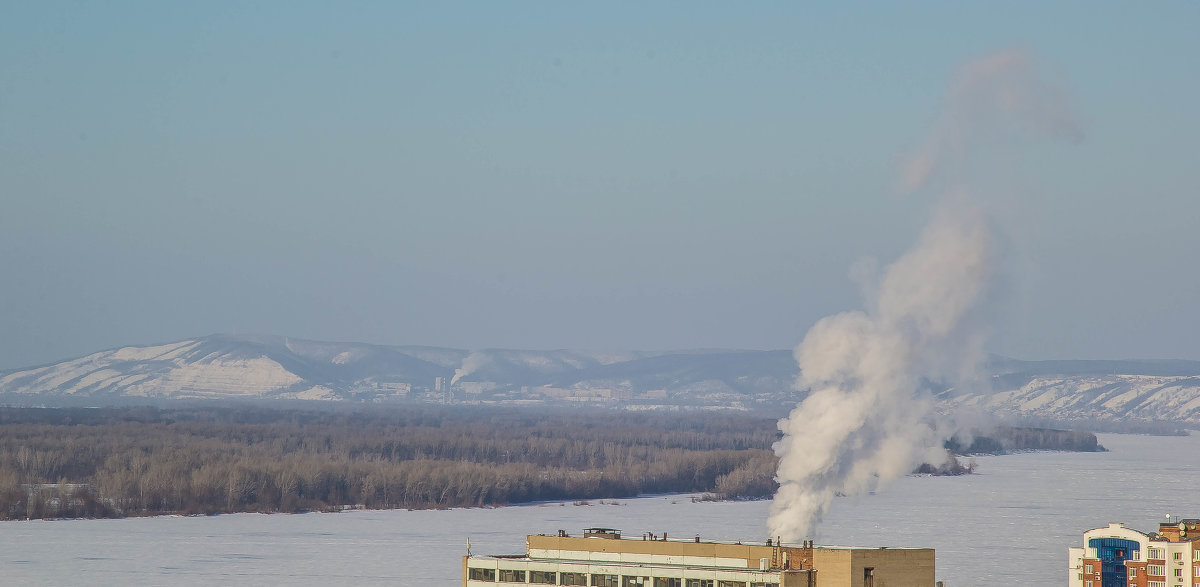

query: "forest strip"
left=0, top=405, right=1101, bottom=520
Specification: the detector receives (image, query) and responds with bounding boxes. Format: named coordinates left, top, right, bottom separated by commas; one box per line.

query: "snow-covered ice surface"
left=1, top=433, right=1198, bottom=586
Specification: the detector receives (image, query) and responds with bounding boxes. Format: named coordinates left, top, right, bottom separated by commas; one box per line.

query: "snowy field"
left=2, top=433, right=1198, bottom=586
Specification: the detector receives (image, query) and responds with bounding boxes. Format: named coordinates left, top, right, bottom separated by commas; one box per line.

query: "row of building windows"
left=1085, top=546, right=1200, bottom=562
left=1153, top=551, right=1197, bottom=562
left=1145, top=550, right=1200, bottom=563
left=467, top=570, right=777, bottom=587
left=1083, top=561, right=1199, bottom=579
left=1091, top=582, right=1185, bottom=587
left=1107, top=549, right=1200, bottom=563
left=1145, top=581, right=1189, bottom=587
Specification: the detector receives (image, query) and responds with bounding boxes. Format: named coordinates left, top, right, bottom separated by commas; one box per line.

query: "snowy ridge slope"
left=946, top=374, right=1200, bottom=423
left=0, top=335, right=792, bottom=404
left=0, top=335, right=453, bottom=400
left=0, top=339, right=302, bottom=398
left=2, top=335, right=1200, bottom=423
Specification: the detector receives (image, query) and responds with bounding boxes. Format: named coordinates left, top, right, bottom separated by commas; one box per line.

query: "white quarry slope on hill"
left=0, top=340, right=305, bottom=398
left=946, top=374, right=1200, bottom=423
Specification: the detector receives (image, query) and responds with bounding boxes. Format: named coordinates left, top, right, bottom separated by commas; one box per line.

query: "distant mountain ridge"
left=0, top=335, right=799, bottom=408
left=3, top=334, right=1200, bottom=424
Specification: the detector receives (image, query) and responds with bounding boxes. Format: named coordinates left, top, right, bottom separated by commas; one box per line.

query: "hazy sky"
left=2, top=3, right=1198, bottom=369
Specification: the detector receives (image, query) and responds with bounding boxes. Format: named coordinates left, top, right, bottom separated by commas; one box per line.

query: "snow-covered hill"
left=946, top=374, right=1200, bottom=423
left=3, top=335, right=1199, bottom=424
left=0, top=335, right=798, bottom=406
left=0, top=335, right=452, bottom=401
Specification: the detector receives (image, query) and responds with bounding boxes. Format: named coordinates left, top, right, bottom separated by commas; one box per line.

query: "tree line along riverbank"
left=0, top=404, right=1101, bottom=520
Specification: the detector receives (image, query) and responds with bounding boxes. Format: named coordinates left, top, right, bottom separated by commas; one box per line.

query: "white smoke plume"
left=768, top=49, right=1079, bottom=542
left=901, top=48, right=1082, bottom=192
left=451, top=351, right=492, bottom=386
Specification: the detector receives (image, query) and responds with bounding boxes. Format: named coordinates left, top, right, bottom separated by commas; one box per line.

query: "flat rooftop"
left=524, top=532, right=931, bottom=551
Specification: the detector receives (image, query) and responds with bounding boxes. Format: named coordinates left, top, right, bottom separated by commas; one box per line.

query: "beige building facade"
left=464, top=528, right=936, bottom=587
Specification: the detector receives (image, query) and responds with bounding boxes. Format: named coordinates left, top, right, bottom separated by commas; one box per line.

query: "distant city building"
left=463, top=528, right=936, bottom=587
left=1069, top=519, right=1200, bottom=587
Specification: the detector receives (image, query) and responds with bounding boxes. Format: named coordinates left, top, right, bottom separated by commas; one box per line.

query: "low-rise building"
left=1069, top=519, right=1200, bottom=587
left=464, top=528, right=936, bottom=587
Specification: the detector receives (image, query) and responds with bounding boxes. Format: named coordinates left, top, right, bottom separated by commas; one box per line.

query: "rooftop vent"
left=583, top=528, right=621, bottom=539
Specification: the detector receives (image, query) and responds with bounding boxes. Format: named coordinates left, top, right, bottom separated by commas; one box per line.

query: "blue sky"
left=2, top=3, right=1197, bottom=368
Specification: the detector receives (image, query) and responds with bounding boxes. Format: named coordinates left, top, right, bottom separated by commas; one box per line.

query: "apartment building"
left=1069, top=519, right=1200, bottom=587
left=464, top=528, right=936, bottom=587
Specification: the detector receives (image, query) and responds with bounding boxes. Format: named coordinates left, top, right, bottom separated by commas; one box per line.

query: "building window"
left=1148, top=581, right=1165, bottom=587
left=748, top=583, right=779, bottom=587
left=592, top=575, right=619, bottom=587
left=717, top=582, right=746, bottom=587
left=623, top=577, right=649, bottom=587
left=1150, top=548, right=1165, bottom=560
left=1131, top=568, right=1138, bottom=577
left=560, top=572, right=587, bottom=586
left=1150, top=565, right=1166, bottom=576
left=499, top=570, right=526, bottom=583
left=1176, top=552, right=1184, bottom=561
left=1087, top=564, right=1094, bottom=573
left=1194, top=566, right=1199, bottom=577
left=470, top=568, right=497, bottom=582
left=654, top=580, right=682, bottom=587
left=685, top=581, right=714, bottom=587
left=530, top=571, right=557, bottom=584
left=1174, top=568, right=1183, bottom=578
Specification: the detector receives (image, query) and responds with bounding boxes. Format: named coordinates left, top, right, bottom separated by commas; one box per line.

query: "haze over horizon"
left=3, top=4, right=1198, bottom=370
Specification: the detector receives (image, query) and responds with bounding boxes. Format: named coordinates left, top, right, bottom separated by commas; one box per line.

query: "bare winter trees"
left=0, top=405, right=778, bottom=520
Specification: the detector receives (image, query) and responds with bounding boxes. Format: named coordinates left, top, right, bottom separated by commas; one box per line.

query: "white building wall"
left=1068, top=546, right=1084, bottom=587
left=1162, top=541, right=1196, bottom=587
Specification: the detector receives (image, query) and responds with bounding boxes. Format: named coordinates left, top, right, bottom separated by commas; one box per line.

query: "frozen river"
left=2, top=433, right=1198, bottom=585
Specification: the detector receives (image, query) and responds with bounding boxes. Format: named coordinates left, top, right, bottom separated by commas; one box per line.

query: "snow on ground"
left=121, top=358, right=303, bottom=397
left=280, top=386, right=341, bottom=401
left=0, top=339, right=303, bottom=398
left=109, top=340, right=201, bottom=362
